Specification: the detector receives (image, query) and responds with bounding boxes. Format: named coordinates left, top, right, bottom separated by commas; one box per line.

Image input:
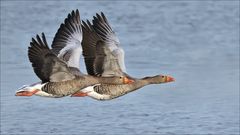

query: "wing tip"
left=51, top=9, right=82, bottom=54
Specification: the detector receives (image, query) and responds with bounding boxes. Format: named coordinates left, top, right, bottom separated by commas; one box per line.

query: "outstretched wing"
left=28, top=33, right=75, bottom=83
left=92, top=12, right=127, bottom=77
left=81, top=20, right=100, bottom=75
left=51, top=9, right=82, bottom=74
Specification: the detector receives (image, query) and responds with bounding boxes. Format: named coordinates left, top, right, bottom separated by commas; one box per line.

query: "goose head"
left=143, top=75, right=175, bottom=84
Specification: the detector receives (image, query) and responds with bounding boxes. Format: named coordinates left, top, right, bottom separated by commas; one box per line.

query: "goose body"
left=72, top=75, right=174, bottom=100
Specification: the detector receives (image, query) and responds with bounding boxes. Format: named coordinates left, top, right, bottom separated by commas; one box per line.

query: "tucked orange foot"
left=71, top=91, right=88, bottom=97
left=15, top=89, right=39, bottom=96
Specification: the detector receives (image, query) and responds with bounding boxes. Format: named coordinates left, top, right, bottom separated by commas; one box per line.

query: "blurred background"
left=1, top=1, right=239, bottom=134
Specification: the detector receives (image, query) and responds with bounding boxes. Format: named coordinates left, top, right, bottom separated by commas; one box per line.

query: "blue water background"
left=1, top=1, right=239, bottom=134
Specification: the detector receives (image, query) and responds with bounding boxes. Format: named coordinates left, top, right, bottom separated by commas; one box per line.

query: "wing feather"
left=51, top=9, right=82, bottom=72
left=81, top=19, right=100, bottom=75
left=28, top=33, right=75, bottom=83
left=92, top=12, right=127, bottom=76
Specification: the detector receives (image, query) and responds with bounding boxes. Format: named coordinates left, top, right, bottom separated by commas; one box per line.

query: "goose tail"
left=15, top=82, right=55, bottom=97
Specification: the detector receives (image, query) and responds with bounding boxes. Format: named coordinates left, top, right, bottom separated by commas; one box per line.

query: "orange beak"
left=166, top=76, right=175, bottom=82
left=123, top=77, right=135, bottom=84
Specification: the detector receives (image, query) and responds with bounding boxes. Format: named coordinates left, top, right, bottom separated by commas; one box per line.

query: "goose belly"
left=87, top=91, right=111, bottom=100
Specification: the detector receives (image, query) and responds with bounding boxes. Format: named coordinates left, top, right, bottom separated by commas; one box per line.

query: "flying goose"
left=15, top=10, right=134, bottom=97
left=70, top=12, right=174, bottom=100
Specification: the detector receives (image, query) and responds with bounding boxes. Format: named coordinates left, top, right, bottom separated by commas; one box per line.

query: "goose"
left=70, top=12, right=174, bottom=100
left=15, top=10, right=134, bottom=97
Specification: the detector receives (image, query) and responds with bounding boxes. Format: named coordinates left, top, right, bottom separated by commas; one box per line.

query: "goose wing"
left=51, top=9, right=82, bottom=75
left=92, top=12, right=126, bottom=77
left=81, top=20, right=100, bottom=75
left=28, top=33, right=75, bottom=83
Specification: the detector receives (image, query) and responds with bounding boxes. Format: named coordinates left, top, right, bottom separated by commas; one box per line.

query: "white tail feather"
left=16, top=82, right=56, bottom=97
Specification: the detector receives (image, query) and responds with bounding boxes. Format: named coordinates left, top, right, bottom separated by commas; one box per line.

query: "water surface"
left=1, top=1, right=239, bottom=134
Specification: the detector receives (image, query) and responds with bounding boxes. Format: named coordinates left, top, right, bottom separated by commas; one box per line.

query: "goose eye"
left=161, top=76, right=165, bottom=78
